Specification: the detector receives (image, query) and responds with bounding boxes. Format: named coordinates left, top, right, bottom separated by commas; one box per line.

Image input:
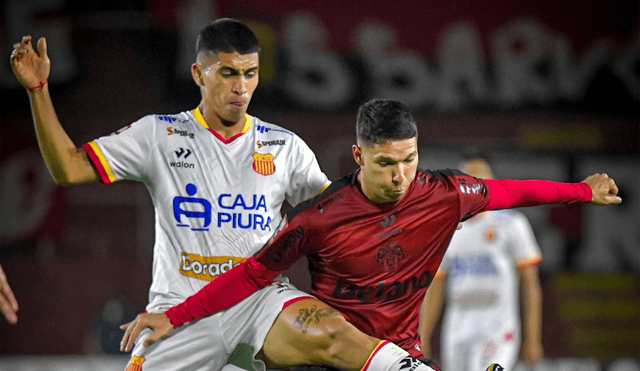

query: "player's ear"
left=192, top=64, right=204, bottom=87
left=352, top=144, right=364, bottom=166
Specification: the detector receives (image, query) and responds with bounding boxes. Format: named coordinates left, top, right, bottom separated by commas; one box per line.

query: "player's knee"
left=313, top=316, right=377, bottom=363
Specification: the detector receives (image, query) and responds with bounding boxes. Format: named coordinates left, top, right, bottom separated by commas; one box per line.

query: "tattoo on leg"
left=293, top=305, right=339, bottom=333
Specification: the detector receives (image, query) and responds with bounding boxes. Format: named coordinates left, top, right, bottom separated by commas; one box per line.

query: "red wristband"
left=27, top=80, right=47, bottom=91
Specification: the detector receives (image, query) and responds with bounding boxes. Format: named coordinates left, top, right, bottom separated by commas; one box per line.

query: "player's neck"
left=200, top=107, right=245, bottom=140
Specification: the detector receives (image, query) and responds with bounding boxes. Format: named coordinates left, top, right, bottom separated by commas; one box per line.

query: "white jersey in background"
left=83, top=108, right=330, bottom=313
left=436, top=209, right=542, bottom=371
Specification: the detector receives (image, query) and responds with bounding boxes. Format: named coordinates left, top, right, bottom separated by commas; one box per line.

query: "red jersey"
left=166, top=169, right=591, bottom=358
left=255, top=169, right=490, bottom=356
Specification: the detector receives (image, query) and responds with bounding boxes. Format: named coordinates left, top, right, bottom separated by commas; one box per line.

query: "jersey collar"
left=193, top=107, right=252, bottom=144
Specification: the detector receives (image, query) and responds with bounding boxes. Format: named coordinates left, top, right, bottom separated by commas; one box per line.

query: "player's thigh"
left=125, top=314, right=227, bottom=371
left=219, top=280, right=314, bottom=366
left=260, top=298, right=378, bottom=368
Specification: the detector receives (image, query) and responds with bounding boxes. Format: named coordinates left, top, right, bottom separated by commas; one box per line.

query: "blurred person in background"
left=420, top=154, right=544, bottom=370
left=0, top=264, right=19, bottom=324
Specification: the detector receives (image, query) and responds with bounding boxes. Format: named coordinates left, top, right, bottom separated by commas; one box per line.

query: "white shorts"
left=442, top=326, right=520, bottom=371
left=125, top=278, right=314, bottom=371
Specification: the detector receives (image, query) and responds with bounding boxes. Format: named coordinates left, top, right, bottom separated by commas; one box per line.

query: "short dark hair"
left=356, top=99, right=418, bottom=145
left=196, top=18, right=261, bottom=56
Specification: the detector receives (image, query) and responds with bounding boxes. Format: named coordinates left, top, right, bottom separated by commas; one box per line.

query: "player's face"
left=353, top=137, right=419, bottom=203
left=193, top=51, right=259, bottom=126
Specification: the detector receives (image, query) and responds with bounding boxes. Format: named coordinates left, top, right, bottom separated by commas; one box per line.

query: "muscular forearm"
left=485, top=179, right=591, bottom=211
left=28, top=87, right=98, bottom=185
left=166, top=257, right=281, bottom=328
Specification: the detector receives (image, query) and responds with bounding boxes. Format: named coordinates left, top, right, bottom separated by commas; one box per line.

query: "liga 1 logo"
left=180, top=252, right=247, bottom=282
left=253, top=152, right=275, bottom=176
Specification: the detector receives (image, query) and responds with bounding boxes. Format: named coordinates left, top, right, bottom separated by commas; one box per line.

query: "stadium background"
left=0, top=0, right=638, bottom=370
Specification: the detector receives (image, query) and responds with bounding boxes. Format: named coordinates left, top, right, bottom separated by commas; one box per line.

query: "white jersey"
left=83, top=108, right=329, bottom=312
left=438, top=209, right=542, bottom=340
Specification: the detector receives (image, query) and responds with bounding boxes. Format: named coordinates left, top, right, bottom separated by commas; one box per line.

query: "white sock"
left=362, top=341, right=435, bottom=371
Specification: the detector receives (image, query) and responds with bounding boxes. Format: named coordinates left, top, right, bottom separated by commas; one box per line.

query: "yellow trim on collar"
left=193, top=108, right=251, bottom=133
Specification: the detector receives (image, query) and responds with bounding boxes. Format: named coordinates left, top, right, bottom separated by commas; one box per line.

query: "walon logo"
left=171, top=148, right=194, bottom=169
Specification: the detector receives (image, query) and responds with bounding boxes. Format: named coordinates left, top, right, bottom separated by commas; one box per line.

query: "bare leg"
left=258, top=298, right=379, bottom=371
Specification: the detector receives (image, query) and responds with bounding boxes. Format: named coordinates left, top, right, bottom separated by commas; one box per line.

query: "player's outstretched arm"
left=120, top=312, right=174, bottom=352
left=10, top=36, right=99, bottom=185
left=582, top=173, right=622, bottom=205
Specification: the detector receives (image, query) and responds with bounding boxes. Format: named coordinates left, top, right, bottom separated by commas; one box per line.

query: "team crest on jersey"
left=125, top=356, right=146, bottom=371
left=377, top=240, right=405, bottom=271
left=253, top=152, right=275, bottom=176
left=484, top=227, right=498, bottom=242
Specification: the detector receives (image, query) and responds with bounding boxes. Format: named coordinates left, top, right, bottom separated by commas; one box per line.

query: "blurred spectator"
left=420, top=155, right=544, bottom=370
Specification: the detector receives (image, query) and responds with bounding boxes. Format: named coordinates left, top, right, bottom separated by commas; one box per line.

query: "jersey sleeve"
left=284, top=135, right=330, bottom=206
left=253, top=214, right=312, bottom=272
left=505, top=211, right=543, bottom=269
left=82, top=115, right=155, bottom=184
left=165, top=257, right=281, bottom=328
left=449, top=173, right=493, bottom=220
left=485, top=179, right=592, bottom=210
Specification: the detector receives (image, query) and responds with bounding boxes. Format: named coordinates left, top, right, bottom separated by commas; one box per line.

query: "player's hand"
left=10, top=36, right=51, bottom=91
left=0, top=264, right=18, bottom=324
left=582, top=173, right=622, bottom=205
left=119, top=312, right=174, bottom=352
left=520, top=340, right=543, bottom=368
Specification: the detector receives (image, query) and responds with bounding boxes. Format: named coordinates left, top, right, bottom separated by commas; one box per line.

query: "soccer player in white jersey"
left=11, top=18, right=441, bottom=371
left=420, top=156, right=544, bottom=370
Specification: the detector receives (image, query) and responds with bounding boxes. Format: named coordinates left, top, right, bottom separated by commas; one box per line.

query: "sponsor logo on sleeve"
left=459, top=182, right=485, bottom=195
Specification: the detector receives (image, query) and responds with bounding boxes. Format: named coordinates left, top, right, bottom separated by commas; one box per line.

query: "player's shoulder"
left=131, top=111, right=196, bottom=132
left=492, top=209, right=527, bottom=225
left=250, top=115, right=297, bottom=138
left=415, top=168, right=481, bottom=190
left=286, top=173, right=355, bottom=221
left=416, top=168, right=466, bottom=182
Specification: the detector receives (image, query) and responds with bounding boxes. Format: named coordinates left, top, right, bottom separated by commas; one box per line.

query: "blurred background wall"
left=0, top=0, right=638, bottom=370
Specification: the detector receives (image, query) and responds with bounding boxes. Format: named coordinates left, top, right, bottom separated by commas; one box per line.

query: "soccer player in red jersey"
left=122, top=99, right=621, bottom=368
